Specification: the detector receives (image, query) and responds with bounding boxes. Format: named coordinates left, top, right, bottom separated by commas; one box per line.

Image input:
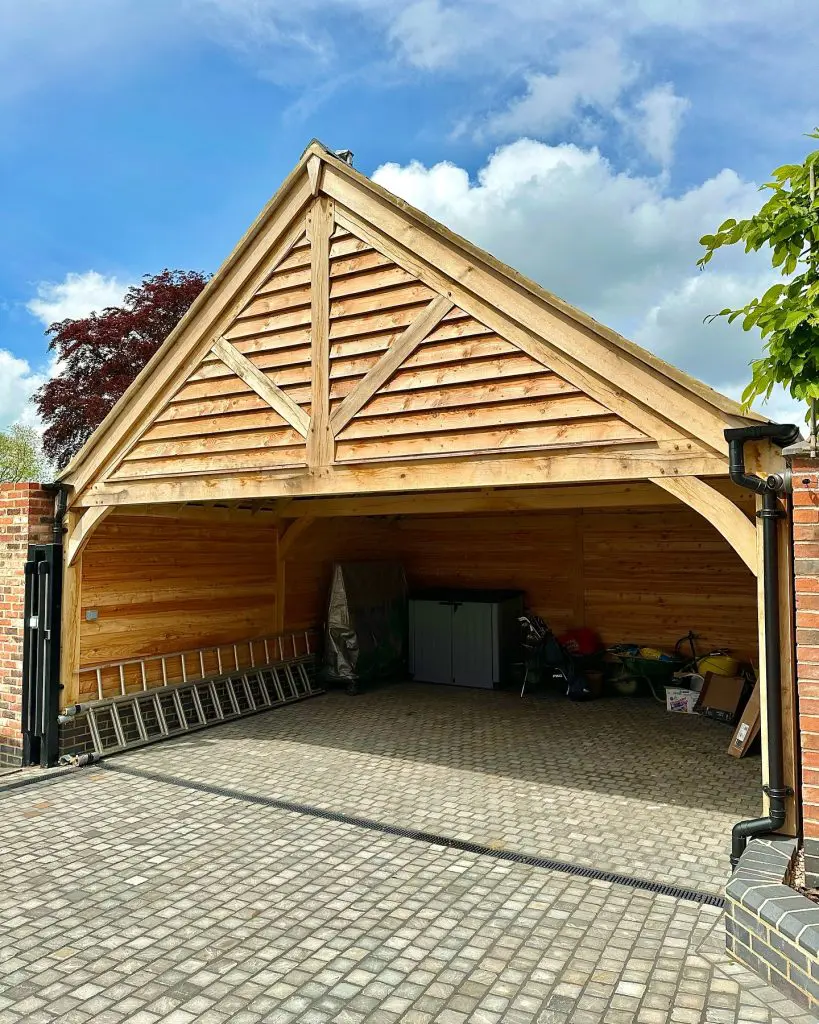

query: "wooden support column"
left=275, top=517, right=317, bottom=633
left=570, top=510, right=586, bottom=627
left=275, top=551, right=286, bottom=633
left=306, top=196, right=334, bottom=468
left=60, top=510, right=83, bottom=708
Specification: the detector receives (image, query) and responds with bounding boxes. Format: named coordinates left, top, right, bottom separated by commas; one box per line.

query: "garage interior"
left=53, top=143, right=797, bottom=893
left=64, top=483, right=762, bottom=894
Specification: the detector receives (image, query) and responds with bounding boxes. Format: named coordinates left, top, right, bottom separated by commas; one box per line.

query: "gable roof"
left=59, top=139, right=763, bottom=499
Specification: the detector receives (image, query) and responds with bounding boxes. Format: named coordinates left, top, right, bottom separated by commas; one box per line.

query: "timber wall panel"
left=281, top=505, right=757, bottom=662
left=324, top=225, right=652, bottom=464
left=75, top=503, right=755, bottom=699
left=79, top=515, right=278, bottom=699
left=394, top=512, right=579, bottom=635
left=582, top=507, right=757, bottom=659
left=282, top=518, right=399, bottom=631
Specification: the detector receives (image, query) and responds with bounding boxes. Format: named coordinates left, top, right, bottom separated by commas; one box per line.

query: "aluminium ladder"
left=69, top=652, right=321, bottom=758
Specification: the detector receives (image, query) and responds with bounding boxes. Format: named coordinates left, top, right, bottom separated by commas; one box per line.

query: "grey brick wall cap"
left=731, top=842, right=819, bottom=959
left=741, top=881, right=796, bottom=913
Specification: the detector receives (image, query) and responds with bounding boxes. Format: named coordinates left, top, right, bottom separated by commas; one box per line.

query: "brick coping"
left=726, top=837, right=819, bottom=1010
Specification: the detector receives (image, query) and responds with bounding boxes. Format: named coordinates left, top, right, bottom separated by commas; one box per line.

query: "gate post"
left=0, top=484, right=55, bottom=767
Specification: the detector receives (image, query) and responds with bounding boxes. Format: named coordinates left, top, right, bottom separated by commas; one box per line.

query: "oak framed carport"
left=55, top=141, right=799, bottom=840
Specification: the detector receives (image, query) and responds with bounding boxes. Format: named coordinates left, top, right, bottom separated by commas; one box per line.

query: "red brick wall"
left=791, top=459, right=819, bottom=881
left=0, top=483, right=54, bottom=766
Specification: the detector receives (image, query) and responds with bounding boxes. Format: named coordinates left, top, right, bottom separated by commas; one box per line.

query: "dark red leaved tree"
left=35, top=269, right=209, bottom=468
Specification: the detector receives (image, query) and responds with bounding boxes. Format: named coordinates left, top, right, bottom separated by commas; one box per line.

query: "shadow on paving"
left=157, top=682, right=761, bottom=815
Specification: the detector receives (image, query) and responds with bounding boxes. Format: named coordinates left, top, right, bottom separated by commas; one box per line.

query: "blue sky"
left=1, top=0, right=817, bottom=429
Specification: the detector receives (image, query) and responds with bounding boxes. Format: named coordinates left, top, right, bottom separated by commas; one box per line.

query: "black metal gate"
left=21, top=544, right=63, bottom=767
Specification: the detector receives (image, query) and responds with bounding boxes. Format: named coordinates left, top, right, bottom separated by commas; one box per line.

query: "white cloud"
left=627, top=83, right=690, bottom=169
left=373, top=139, right=795, bottom=420
left=382, top=0, right=803, bottom=72
left=0, top=350, right=48, bottom=431
left=2, top=270, right=131, bottom=430
left=387, top=0, right=489, bottom=70
left=0, top=1, right=804, bottom=94
left=26, top=271, right=130, bottom=327
left=480, top=39, right=637, bottom=140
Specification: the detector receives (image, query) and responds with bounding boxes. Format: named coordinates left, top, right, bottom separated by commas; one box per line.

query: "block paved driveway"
left=105, top=683, right=761, bottom=896
left=2, top=685, right=817, bottom=1024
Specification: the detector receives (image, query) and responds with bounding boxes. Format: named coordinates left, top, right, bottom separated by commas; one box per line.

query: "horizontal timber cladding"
left=110, top=231, right=315, bottom=483
left=326, top=226, right=650, bottom=464
left=79, top=515, right=278, bottom=701
left=580, top=507, right=757, bottom=660
left=281, top=517, right=399, bottom=632
left=281, top=505, right=757, bottom=662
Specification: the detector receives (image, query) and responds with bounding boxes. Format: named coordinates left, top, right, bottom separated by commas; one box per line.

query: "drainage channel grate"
left=101, top=761, right=725, bottom=909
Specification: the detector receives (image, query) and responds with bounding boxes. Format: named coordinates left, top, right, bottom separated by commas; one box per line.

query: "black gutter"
left=724, top=422, right=801, bottom=867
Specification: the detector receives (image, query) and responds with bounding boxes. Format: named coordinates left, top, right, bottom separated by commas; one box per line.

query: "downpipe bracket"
left=756, top=505, right=786, bottom=520
left=763, top=785, right=794, bottom=799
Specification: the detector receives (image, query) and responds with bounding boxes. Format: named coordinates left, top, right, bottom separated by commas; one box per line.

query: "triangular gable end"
left=325, top=225, right=649, bottom=463
left=100, top=229, right=316, bottom=485
left=64, top=141, right=763, bottom=506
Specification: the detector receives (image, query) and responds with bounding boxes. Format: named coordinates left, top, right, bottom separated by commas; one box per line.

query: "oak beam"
left=76, top=443, right=732, bottom=508
left=211, top=336, right=310, bottom=437
left=60, top=511, right=83, bottom=707
left=108, top=504, right=280, bottom=525
left=278, top=516, right=317, bottom=559
left=65, top=505, right=114, bottom=568
left=650, top=475, right=757, bottom=575
left=307, top=196, right=334, bottom=468
left=330, top=294, right=454, bottom=435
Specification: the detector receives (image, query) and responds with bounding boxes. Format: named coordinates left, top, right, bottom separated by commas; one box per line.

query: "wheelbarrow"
left=608, top=648, right=684, bottom=702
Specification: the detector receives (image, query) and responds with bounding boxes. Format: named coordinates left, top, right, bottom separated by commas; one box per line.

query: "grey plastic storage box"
left=408, top=588, right=524, bottom=689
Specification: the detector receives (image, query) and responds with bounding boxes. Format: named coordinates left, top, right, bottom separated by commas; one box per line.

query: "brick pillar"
left=0, top=483, right=55, bottom=767
left=790, top=456, right=819, bottom=883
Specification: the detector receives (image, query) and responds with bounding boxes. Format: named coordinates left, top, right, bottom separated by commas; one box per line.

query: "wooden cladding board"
left=581, top=507, right=757, bottom=659
left=110, top=233, right=314, bottom=483
left=79, top=515, right=277, bottom=700
left=329, top=227, right=649, bottom=463
left=76, top=500, right=756, bottom=699
left=281, top=517, right=398, bottom=632
left=281, top=507, right=758, bottom=661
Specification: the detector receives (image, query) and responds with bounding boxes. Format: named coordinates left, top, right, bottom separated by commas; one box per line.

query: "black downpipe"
left=45, top=483, right=68, bottom=544
left=724, top=423, right=801, bottom=868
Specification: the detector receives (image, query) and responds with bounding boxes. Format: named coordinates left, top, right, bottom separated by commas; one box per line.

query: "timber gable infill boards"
left=61, top=140, right=764, bottom=509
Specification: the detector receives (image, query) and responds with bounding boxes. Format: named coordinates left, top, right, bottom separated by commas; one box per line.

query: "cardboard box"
left=696, top=673, right=746, bottom=725
left=728, top=678, right=760, bottom=757
left=665, top=686, right=699, bottom=714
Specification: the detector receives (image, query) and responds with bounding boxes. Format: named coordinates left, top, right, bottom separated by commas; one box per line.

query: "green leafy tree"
left=698, top=130, right=819, bottom=425
left=0, top=424, right=50, bottom=482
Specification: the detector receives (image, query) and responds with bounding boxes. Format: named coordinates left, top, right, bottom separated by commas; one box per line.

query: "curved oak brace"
left=278, top=516, right=317, bottom=560
left=650, top=476, right=757, bottom=576
left=66, top=505, right=115, bottom=567
left=275, top=516, right=318, bottom=632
